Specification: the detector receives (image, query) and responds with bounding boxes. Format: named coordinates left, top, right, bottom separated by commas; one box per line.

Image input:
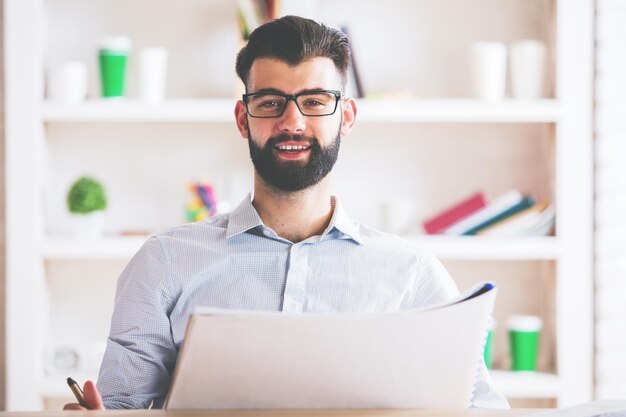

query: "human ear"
left=339, top=97, right=357, bottom=137
left=235, top=100, right=249, bottom=139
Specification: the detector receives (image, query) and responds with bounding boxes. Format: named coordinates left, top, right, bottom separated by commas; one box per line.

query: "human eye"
left=300, top=93, right=333, bottom=108
left=249, top=94, right=285, bottom=115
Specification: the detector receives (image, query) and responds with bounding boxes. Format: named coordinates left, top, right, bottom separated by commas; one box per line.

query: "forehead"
left=248, top=57, right=342, bottom=93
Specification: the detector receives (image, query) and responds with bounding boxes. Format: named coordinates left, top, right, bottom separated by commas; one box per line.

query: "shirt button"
left=263, top=229, right=272, bottom=236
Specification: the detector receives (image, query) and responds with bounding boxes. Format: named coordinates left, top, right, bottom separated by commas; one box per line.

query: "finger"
left=82, top=380, right=105, bottom=410
left=63, top=403, right=86, bottom=410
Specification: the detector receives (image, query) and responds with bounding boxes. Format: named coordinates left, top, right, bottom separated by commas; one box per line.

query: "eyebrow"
left=249, top=88, right=333, bottom=95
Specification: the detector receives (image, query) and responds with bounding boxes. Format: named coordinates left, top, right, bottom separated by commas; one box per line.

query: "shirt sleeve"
left=412, top=248, right=510, bottom=409
left=97, top=236, right=178, bottom=409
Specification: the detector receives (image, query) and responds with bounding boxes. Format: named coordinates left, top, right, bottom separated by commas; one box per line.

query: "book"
left=444, top=189, right=524, bottom=236
left=462, top=196, right=536, bottom=235
left=477, top=202, right=553, bottom=237
left=340, top=26, right=365, bottom=98
left=165, top=283, right=497, bottom=409
left=423, top=192, right=487, bottom=234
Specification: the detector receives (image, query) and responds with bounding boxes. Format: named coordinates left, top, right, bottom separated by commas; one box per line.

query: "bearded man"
left=64, top=15, right=508, bottom=410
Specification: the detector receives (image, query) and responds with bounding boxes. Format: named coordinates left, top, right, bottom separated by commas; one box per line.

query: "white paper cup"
left=48, top=61, right=88, bottom=104
left=471, top=42, right=507, bottom=102
left=139, top=47, right=168, bottom=103
left=510, top=40, right=546, bottom=100
left=379, top=199, right=418, bottom=234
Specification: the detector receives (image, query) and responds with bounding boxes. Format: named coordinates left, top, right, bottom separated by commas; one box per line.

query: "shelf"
left=357, top=99, right=561, bottom=123
left=406, top=235, right=560, bottom=260
left=41, top=99, right=236, bottom=123
left=43, top=235, right=559, bottom=261
left=490, top=370, right=561, bottom=399
left=40, top=370, right=559, bottom=400
left=41, top=98, right=561, bottom=124
left=43, top=235, right=148, bottom=260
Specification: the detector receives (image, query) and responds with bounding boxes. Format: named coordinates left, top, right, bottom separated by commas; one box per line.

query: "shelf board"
left=356, top=98, right=561, bottom=123
left=39, top=369, right=559, bottom=400
left=406, top=235, right=560, bottom=260
left=41, top=98, right=561, bottom=123
left=43, top=235, right=559, bottom=261
left=41, top=99, right=236, bottom=123
left=490, top=370, right=561, bottom=399
left=43, top=235, right=148, bottom=260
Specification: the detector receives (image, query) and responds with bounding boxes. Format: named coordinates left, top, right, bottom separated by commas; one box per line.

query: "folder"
left=165, top=283, right=497, bottom=410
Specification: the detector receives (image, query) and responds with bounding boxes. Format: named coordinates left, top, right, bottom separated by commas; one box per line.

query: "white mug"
left=48, top=61, right=88, bottom=104
left=471, top=42, right=507, bottom=102
left=510, top=40, right=546, bottom=100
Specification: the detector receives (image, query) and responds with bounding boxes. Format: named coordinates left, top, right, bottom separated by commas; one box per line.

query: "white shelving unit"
left=5, top=0, right=593, bottom=410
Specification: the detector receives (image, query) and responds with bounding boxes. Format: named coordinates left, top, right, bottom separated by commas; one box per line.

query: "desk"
left=1, top=410, right=543, bottom=417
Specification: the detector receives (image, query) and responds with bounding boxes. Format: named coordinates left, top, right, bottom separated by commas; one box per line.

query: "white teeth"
left=277, top=144, right=309, bottom=151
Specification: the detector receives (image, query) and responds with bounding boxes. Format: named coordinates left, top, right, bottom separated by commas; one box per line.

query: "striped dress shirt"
left=97, top=193, right=509, bottom=409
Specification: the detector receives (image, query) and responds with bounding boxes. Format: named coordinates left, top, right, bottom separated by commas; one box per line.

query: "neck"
left=252, top=175, right=335, bottom=243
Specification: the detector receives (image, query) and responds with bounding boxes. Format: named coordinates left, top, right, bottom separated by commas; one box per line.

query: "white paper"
left=165, top=284, right=497, bottom=410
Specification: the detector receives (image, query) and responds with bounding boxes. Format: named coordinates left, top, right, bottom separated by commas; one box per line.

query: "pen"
left=66, top=377, right=91, bottom=409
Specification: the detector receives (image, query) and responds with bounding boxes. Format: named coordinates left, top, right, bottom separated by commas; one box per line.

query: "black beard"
left=247, top=131, right=341, bottom=192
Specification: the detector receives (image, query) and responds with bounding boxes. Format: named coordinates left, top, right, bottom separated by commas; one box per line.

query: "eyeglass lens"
left=247, top=92, right=338, bottom=117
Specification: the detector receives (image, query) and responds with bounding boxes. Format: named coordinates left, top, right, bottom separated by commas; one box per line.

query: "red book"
left=423, top=192, right=487, bottom=235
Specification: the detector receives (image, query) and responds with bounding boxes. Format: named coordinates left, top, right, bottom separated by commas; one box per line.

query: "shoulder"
left=151, top=214, right=230, bottom=246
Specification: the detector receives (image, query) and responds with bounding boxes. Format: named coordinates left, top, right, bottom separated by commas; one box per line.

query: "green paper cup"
left=483, top=317, right=496, bottom=369
left=507, top=315, right=542, bottom=371
left=99, top=36, right=131, bottom=98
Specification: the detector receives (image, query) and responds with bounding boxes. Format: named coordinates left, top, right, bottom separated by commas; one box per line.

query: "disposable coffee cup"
left=139, top=47, right=168, bottom=103
left=507, top=315, right=542, bottom=371
left=510, top=40, right=546, bottom=100
left=483, top=317, right=496, bottom=369
left=471, top=42, right=507, bottom=101
left=98, top=36, right=132, bottom=98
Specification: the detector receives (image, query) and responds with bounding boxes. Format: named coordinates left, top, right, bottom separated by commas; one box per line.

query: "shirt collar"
left=226, top=193, right=265, bottom=238
left=323, top=196, right=364, bottom=245
left=225, top=193, right=364, bottom=246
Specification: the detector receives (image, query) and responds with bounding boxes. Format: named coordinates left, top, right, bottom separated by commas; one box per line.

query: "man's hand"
left=63, top=380, right=104, bottom=410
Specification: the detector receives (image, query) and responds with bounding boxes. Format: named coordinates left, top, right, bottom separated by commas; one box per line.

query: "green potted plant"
left=67, top=176, right=107, bottom=238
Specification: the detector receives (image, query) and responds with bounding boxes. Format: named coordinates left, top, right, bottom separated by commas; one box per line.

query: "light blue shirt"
left=97, top=194, right=509, bottom=409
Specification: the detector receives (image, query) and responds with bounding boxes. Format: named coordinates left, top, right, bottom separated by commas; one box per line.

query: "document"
left=164, top=282, right=497, bottom=410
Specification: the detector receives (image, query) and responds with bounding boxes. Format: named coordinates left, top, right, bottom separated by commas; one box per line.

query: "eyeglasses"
left=242, top=90, right=343, bottom=118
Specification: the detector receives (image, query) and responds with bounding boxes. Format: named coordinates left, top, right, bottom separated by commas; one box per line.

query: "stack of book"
left=423, top=190, right=555, bottom=237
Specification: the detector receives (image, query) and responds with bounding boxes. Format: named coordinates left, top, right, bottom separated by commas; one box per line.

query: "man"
left=64, top=15, right=509, bottom=410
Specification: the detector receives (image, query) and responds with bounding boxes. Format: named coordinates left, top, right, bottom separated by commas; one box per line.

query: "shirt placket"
left=281, top=243, right=310, bottom=312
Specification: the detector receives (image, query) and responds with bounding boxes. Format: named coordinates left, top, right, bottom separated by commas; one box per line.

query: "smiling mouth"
left=274, top=143, right=311, bottom=153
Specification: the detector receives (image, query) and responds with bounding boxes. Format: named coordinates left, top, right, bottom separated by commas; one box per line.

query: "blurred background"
left=2, top=0, right=621, bottom=411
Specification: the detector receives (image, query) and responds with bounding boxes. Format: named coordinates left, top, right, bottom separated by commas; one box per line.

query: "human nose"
left=277, top=99, right=306, bottom=133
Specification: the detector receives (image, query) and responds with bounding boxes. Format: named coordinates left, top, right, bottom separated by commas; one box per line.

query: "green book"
left=463, top=197, right=536, bottom=236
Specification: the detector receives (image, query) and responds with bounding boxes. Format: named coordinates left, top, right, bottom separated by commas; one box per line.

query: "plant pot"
left=72, top=210, right=106, bottom=239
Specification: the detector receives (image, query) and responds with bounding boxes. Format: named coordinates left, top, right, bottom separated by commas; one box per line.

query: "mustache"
left=266, top=134, right=320, bottom=149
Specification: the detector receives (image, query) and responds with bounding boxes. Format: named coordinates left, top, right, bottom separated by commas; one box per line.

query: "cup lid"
left=99, top=36, right=132, bottom=52
left=507, top=314, right=542, bottom=331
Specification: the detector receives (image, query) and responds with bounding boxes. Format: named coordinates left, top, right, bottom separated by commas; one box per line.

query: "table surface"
left=0, top=409, right=546, bottom=417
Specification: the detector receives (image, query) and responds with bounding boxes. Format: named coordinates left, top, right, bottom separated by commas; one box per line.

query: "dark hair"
left=236, top=15, right=351, bottom=91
